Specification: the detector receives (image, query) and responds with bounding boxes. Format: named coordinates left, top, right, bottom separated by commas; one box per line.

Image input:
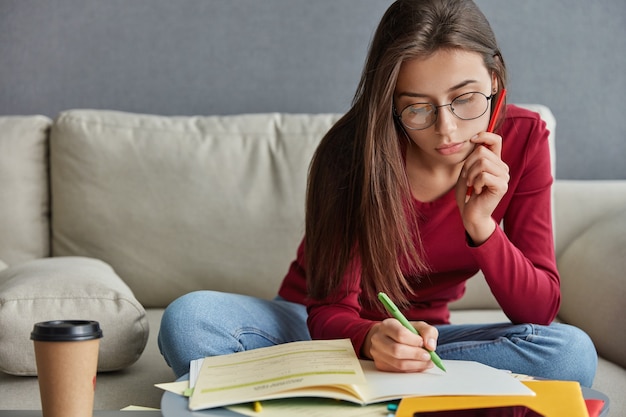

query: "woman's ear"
left=491, top=71, right=499, bottom=95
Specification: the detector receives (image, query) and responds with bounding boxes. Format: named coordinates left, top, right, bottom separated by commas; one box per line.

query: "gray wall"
left=1, top=0, right=624, bottom=179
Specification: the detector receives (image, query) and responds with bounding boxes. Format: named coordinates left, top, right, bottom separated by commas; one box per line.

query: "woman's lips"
left=436, top=142, right=465, bottom=155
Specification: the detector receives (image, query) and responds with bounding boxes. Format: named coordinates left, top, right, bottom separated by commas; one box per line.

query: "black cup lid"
left=31, top=320, right=103, bottom=342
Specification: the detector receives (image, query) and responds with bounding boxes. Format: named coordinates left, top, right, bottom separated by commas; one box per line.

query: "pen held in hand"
left=465, top=88, right=507, bottom=203
left=377, top=292, right=447, bottom=372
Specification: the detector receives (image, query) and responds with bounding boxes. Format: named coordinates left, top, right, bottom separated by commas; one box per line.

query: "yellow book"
left=396, top=380, right=588, bottom=417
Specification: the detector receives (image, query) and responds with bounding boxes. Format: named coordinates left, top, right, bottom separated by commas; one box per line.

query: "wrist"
left=361, top=323, right=380, bottom=359
left=465, top=218, right=496, bottom=246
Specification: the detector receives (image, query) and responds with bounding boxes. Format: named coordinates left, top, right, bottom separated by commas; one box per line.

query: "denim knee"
left=159, top=291, right=203, bottom=339
left=158, top=291, right=212, bottom=376
left=541, top=323, right=597, bottom=387
left=158, top=291, right=310, bottom=377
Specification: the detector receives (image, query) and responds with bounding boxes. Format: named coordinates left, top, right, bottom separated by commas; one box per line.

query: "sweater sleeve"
left=305, top=260, right=377, bottom=357
left=306, top=299, right=376, bottom=358
left=470, top=226, right=560, bottom=324
left=470, top=110, right=560, bottom=325
left=279, top=241, right=377, bottom=356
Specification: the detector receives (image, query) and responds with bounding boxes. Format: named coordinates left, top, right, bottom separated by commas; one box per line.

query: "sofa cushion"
left=0, top=257, right=149, bottom=376
left=0, top=116, right=52, bottom=265
left=50, top=110, right=341, bottom=308
left=558, top=208, right=626, bottom=369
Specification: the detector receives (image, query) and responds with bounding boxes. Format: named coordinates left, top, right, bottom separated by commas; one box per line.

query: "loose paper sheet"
left=353, top=359, right=535, bottom=402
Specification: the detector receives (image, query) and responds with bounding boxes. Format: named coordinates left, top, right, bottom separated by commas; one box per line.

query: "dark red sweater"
left=278, top=105, right=560, bottom=356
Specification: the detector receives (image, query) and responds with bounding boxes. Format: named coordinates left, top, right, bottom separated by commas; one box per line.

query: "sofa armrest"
left=557, top=208, right=626, bottom=368
left=553, top=180, right=626, bottom=258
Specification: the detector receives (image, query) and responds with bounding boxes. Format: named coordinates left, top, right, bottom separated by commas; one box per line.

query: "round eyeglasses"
left=394, top=91, right=494, bottom=131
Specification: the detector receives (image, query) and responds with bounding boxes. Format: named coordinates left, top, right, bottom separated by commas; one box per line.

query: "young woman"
left=159, top=0, right=597, bottom=387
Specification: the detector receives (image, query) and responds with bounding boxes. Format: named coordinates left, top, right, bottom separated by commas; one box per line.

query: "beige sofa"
left=1, top=106, right=624, bottom=415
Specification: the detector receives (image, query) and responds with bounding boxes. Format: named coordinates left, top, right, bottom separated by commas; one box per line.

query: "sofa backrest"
left=49, top=106, right=555, bottom=309
left=0, top=116, right=52, bottom=266
left=50, top=110, right=341, bottom=307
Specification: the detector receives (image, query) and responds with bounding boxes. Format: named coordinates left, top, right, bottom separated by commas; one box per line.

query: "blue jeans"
left=157, top=290, right=597, bottom=387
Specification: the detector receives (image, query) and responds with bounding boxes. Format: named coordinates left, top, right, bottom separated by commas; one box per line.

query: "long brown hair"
left=305, top=0, right=508, bottom=307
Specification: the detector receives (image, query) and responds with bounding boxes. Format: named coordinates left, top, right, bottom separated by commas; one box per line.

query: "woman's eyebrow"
left=447, top=79, right=480, bottom=92
left=396, top=79, right=481, bottom=99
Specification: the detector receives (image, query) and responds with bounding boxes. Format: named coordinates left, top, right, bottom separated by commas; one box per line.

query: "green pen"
left=377, top=292, right=447, bottom=372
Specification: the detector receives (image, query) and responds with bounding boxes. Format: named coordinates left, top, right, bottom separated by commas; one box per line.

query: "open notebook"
left=178, top=339, right=533, bottom=411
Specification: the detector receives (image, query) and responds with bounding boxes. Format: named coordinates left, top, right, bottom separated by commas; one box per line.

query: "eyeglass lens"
left=399, top=92, right=491, bottom=130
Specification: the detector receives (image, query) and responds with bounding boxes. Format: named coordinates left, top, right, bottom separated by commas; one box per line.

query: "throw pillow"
left=0, top=256, right=148, bottom=376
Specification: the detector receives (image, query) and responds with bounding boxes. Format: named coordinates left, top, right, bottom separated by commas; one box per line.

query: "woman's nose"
left=434, top=105, right=457, bottom=135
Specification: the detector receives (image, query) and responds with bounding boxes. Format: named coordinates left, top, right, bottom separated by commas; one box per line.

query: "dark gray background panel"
left=1, top=0, right=624, bottom=179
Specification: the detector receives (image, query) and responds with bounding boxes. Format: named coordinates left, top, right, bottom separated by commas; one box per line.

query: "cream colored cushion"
left=0, top=257, right=148, bottom=375
left=0, top=116, right=52, bottom=265
left=50, top=110, right=341, bottom=308
left=558, top=208, right=626, bottom=368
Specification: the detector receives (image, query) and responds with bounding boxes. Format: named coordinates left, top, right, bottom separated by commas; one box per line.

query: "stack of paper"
left=157, top=338, right=536, bottom=414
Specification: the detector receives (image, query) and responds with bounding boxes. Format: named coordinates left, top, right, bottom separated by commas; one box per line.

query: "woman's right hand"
left=362, top=319, right=439, bottom=372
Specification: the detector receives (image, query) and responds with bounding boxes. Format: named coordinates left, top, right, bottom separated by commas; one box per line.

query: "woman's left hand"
left=456, top=131, right=509, bottom=245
